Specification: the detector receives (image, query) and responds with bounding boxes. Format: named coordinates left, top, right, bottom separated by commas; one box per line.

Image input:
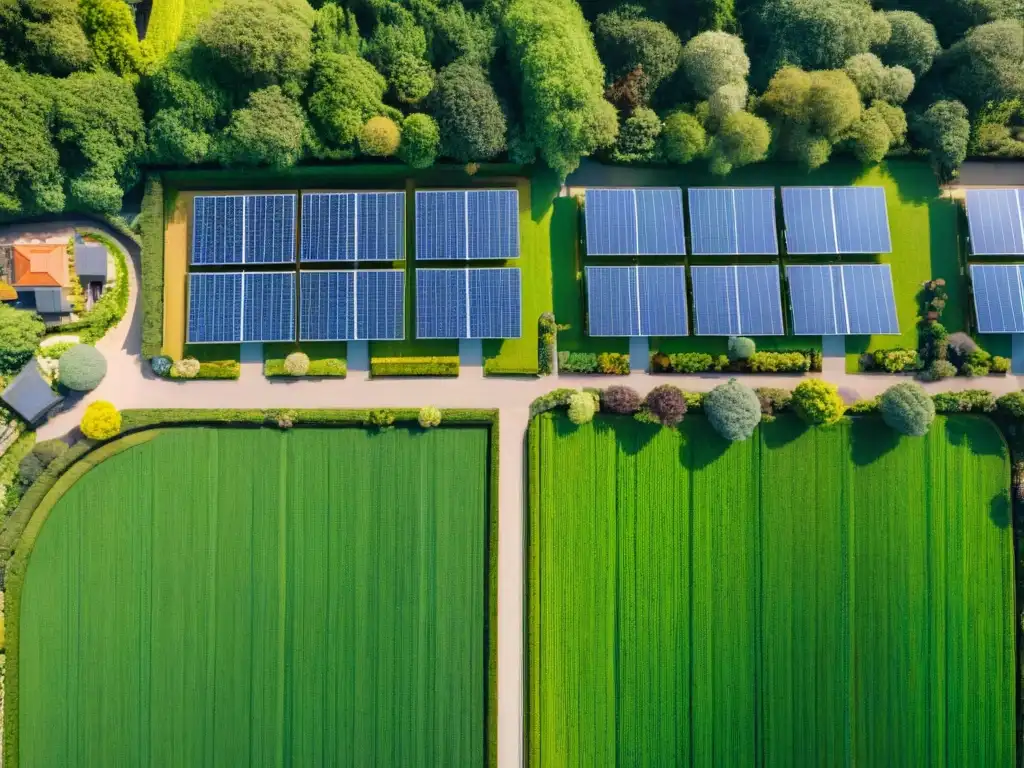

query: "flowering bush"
left=792, top=379, right=845, bottom=426
left=80, top=401, right=121, bottom=440
left=171, top=358, right=201, bottom=379
left=568, top=391, right=597, bottom=424
left=283, top=352, right=310, bottom=376
left=418, top=406, right=442, bottom=428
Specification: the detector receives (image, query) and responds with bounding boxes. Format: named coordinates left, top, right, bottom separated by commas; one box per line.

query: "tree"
left=880, top=66, right=914, bottom=104
left=871, top=100, right=907, bottom=143
left=939, top=20, right=1024, bottom=112
left=792, top=379, right=846, bottom=426
left=728, top=336, right=755, bottom=360
left=641, top=384, right=687, bottom=426
left=58, top=344, right=107, bottom=391
left=875, top=11, right=940, bottom=75
left=363, top=19, right=434, bottom=105
left=568, top=391, right=597, bottom=424
left=311, top=1, right=359, bottom=56
left=611, top=107, right=661, bottom=162
left=80, top=0, right=148, bottom=78
left=430, top=60, right=506, bottom=162
left=708, top=111, right=770, bottom=175
left=661, top=111, right=707, bottom=164
left=428, top=4, right=495, bottom=67
left=594, top=5, right=682, bottom=90
left=504, top=0, right=618, bottom=177
left=806, top=70, right=862, bottom=139
left=220, top=86, right=305, bottom=168
left=880, top=382, right=935, bottom=436
left=80, top=400, right=121, bottom=440
left=844, top=53, right=886, bottom=101
left=680, top=31, right=749, bottom=98
left=912, top=100, right=970, bottom=179
left=399, top=113, right=440, bottom=168
left=601, top=385, right=641, bottom=414
left=704, top=379, right=762, bottom=441
left=846, top=107, right=894, bottom=163
left=0, top=305, right=44, bottom=374
left=605, top=67, right=652, bottom=114
left=306, top=52, right=392, bottom=156
left=0, top=0, right=92, bottom=76
left=358, top=115, right=401, bottom=157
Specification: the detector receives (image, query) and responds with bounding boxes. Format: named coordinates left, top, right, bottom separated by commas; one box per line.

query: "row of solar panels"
left=584, top=186, right=893, bottom=257
left=586, top=264, right=899, bottom=337
left=187, top=268, right=521, bottom=344
left=191, top=190, right=519, bottom=265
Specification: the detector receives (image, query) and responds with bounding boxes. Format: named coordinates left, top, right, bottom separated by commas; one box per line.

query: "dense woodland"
left=1, top=0, right=1023, bottom=218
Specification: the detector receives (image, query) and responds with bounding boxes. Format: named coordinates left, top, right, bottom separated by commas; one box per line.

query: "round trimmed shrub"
left=358, top=116, right=401, bottom=157
left=418, top=406, right=442, bottom=428
left=80, top=401, right=121, bottom=440
left=283, top=352, right=310, bottom=376
left=643, top=384, right=687, bottom=427
left=568, top=391, right=596, bottom=425
left=704, top=379, right=762, bottom=441
left=792, top=379, right=846, bottom=426
left=923, top=359, right=956, bottom=381
left=880, top=382, right=935, bottom=437
left=58, top=344, right=107, bottom=391
left=150, top=355, right=173, bottom=376
left=172, top=357, right=200, bottom=379
left=727, top=336, right=756, bottom=361
left=601, top=385, right=641, bottom=414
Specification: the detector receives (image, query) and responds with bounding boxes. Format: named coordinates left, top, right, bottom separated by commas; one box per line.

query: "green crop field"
left=15, top=426, right=492, bottom=766
left=528, top=412, right=1015, bottom=767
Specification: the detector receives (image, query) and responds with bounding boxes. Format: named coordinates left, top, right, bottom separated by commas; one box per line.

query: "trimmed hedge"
left=169, top=360, right=241, bottom=380
left=371, top=357, right=460, bottom=377
left=538, top=313, right=557, bottom=376
left=558, top=351, right=630, bottom=375
left=651, top=350, right=816, bottom=374
left=140, top=177, right=164, bottom=359
left=264, top=357, right=347, bottom=377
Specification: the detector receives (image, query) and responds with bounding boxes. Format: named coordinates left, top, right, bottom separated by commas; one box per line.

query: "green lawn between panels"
left=15, top=426, right=491, bottom=767
left=528, top=412, right=1015, bottom=768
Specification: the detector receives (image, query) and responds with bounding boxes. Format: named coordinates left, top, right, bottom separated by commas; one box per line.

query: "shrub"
left=80, top=401, right=121, bottom=440
left=370, top=357, right=459, bottom=376
left=568, top=391, right=597, bottom=424
left=704, top=379, right=762, bottom=441
left=171, top=357, right=201, bottom=379
left=358, top=116, right=401, bottom=157
left=283, top=352, right=310, bottom=376
left=921, top=359, right=957, bottom=381
left=150, top=355, right=172, bottom=376
left=667, top=352, right=713, bottom=373
left=945, top=331, right=978, bottom=363
left=601, top=385, right=641, bottom=414
left=366, top=408, right=396, bottom=428
left=140, top=178, right=164, bottom=358
left=399, top=113, right=440, bottom=169
left=597, top=352, right=630, bottom=375
left=992, top=355, right=1011, bottom=374
left=755, top=387, right=792, bottom=419
left=558, top=351, right=598, bottom=373
left=18, top=439, right=69, bottom=487
left=58, top=344, right=107, bottom=391
left=418, top=406, right=442, bottom=428
left=880, top=382, right=935, bottom=436
left=538, top=313, right=557, bottom=375
left=38, top=341, right=76, bottom=361
left=683, top=391, right=704, bottom=411
left=640, top=384, right=687, bottom=427
left=848, top=397, right=880, bottom=414
left=661, top=111, right=707, bottom=164
left=933, top=390, right=996, bottom=413
left=530, top=387, right=577, bottom=416
left=728, top=336, right=756, bottom=361
left=997, top=391, right=1024, bottom=418
left=747, top=351, right=810, bottom=373
left=872, top=348, right=922, bottom=373
left=792, top=379, right=845, bottom=426
left=961, top=349, right=991, bottom=377
left=0, top=305, right=45, bottom=375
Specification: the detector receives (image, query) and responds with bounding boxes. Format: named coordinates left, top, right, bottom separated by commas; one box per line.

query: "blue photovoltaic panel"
left=468, top=268, right=521, bottom=338
left=242, top=272, right=295, bottom=342
left=787, top=264, right=899, bottom=335
left=468, top=190, right=519, bottom=259
left=416, top=268, right=468, bottom=338
left=966, top=189, right=1024, bottom=255
left=586, top=266, right=639, bottom=336
left=970, top=264, right=1024, bottom=333
left=416, top=191, right=467, bottom=261
left=783, top=187, right=891, bottom=254
left=691, top=265, right=784, bottom=336
left=299, top=270, right=355, bottom=341
left=356, top=192, right=405, bottom=261
left=244, top=194, right=296, bottom=264
left=638, top=266, right=687, bottom=336
left=300, top=193, right=356, bottom=262
left=688, top=188, right=778, bottom=255
left=187, top=272, right=242, bottom=343
left=356, top=270, right=405, bottom=340
left=192, top=196, right=244, bottom=265
left=584, top=188, right=685, bottom=256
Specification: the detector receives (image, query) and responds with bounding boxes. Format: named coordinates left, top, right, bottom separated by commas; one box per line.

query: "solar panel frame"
left=688, top=188, right=778, bottom=256
left=782, top=186, right=892, bottom=255
left=468, top=267, right=521, bottom=338
left=585, top=266, right=640, bottom=337
left=416, top=267, right=468, bottom=338
left=242, top=272, right=296, bottom=342
left=584, top=188, right=685, bottom=256
left=970, top=263, right=1024, bottom=333
left=191, top=195, right=245, bottom=266
left=244, top=194, right=296, bottom=264
left=966, top=189, right=1024, bottom=256
left=691, top=265, right=784, bottom=336
left=356, top=269, right=405, bottom=340
left=187, top=272, right=243, bottom=343
left=786, top=264, right=899, bottom=335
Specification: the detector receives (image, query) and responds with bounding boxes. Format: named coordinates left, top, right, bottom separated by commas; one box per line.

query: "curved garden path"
left=10, top=219, right=1023, bottom=768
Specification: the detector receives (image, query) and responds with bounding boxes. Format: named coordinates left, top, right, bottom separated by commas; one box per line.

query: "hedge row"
left=558, top=351, right=630, bottom=375
left=264, top=358, right=347, bottom=378
left=139, top=177, right=164, bottom=359
left=168, top=360, right=241, bottom=380
left=77, top=233, right=130, bottom=345
left=119, top=408, right=498, bottom=432
left=0, top=432, right=35, bottom=518
left=370, top=357, right=460, bottom=377
left=651, top=350, right=818, bottom=374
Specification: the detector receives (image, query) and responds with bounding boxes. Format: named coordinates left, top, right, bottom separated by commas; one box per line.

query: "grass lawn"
left=528, top=412, right=1014, bottom=767
left=142, top=0, right=224, bottom=62
left=15, top=427, right=492, bottom=765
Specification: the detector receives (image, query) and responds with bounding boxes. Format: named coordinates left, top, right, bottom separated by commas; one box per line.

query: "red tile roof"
left=12, top=244, right=69, bottom=288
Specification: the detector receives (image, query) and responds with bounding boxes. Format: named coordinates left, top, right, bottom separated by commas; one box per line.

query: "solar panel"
left=468, top=268, right=521, bottom=338
left=970, top=263, right=1024, bottom=333
left=300, top=192, right=405, bottom=262
left=787, top=264, right=899, bottom=335
left=300, top=270, right=355, bottom=341
left=782, top=187, right=891, bottom=254
left=192, top=196, right=244, bottom=265
left=585, top=266, right=688, bottom=336
left=356, top=270, right=405, bottom=340
left=415, top=190, right=519, bottom=260
left=691, top=265, right=784, bottom=335
left=638, top=266, right=688, bottom=335
left=688, top=188, right=778, bottom=255
left=242, top=272, right=295, bottom=342
left=416, top=268, right=468, bottom=338
left=187, top=272, right=243, bottom=343
left=966, top=189, right=1024, bottom=255
left=356, top=192, right=405, bottom=261
left=244, top=194, right=296, bottom=264
left=415, top=267, right=521, bottom=338
left=584, top=188, right=685, bottom=256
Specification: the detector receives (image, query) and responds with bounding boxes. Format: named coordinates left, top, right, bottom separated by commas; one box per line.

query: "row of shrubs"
left=264, top=351, right=347, bottom=378
left=557, top=351, right=630, bottom=375
left=867, top=342, right=1009, bottom=377
left=369, top=357, right=460, bottom=377
left=650, top=349, right=820, bottom=374
left=538, top=313, right=557, bottom=376
left=151, top=356, right=241, bottom=380
left=139, top=178, right=164, bottom=360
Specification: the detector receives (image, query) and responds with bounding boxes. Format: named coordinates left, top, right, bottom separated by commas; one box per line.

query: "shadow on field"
left=945, top=417, right=1007, bottom=458
left=850, top=418, right=900, bottom=465
left=990, top=491, right=1012, bottom=529
left=686, top=428, right=729, bottom=469
left=760, top=416, right=808, bottom=448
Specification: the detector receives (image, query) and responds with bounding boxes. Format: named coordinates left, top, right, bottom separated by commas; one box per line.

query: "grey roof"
left=75, top=241, right=108, bottom=281
left=1, top=361, right=63, bottom=426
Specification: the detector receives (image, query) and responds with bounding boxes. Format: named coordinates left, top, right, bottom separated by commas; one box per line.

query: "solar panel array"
left=415, top=190, right=519, bottom=260
left=585, top=266, right=688, bottom=336
left=187, top=272, right=296, bottom=343
left=691, top=265, right=785, bottom=336
left=192, top=194, right=297, bottom=265
left=584, top=188, right=686, bottom=256
left=782, top=187, right=892, bottom=254
left=299, top=269, right=404, bottom=341
left=966, top=189, right=1024, bottom=255
left=688, top=188, right=778, bottom=255
left=787, top=264, right=899, bottom=335
left=416, top=267, right=521, bottom=338
left=300, top=192, right=405, bottom=262
left=970, top=263, right=1024, bottom=333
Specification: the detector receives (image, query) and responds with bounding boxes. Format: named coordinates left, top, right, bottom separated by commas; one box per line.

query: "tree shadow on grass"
left=760, top=415, right=809, bottom=449
left=944, top=416, right=1008, bottom=459
left=850, top=417, right=901, bottom=466
left=990, top=490, right=1012, bottom=529
left=684, top=421, right=730, bottom=470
